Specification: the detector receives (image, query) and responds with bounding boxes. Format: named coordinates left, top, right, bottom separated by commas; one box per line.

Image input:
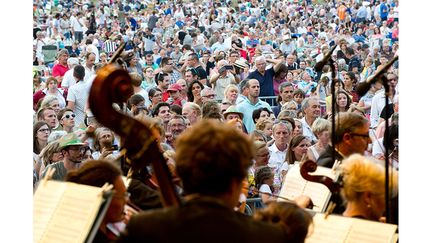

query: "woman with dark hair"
left=148, top=88, right=163, bottom=111
left=252, top=107, right=272, bottom=124
left=325, top=79, right=345, bottom=115
left=273, top=63, right=289, bottom=96
left=343, top=71, right=359, bottom=102
left=34, top=121, right=52, bottom=155
left=254, top=201, right=313, bottom=243
left=336, top=90, right=352, bottom=113
left=127, top=94, right=148, bottom=117
left=187, top=80, right=205, bottom=106
left=124, top=51, right=143, bottom=77
left=65, top=160, right=128, bottom=242
left=280, top=135, right=311, bottom=181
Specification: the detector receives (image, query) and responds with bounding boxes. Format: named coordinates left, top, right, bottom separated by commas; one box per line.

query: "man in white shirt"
left=300, top=97, right=321, bottom=144
left=268, top=122, right=292, bottom=189
left=70, top=12, right=84, bottom=43
left=83, top=52, right=96, bottom=83
left=61, top=57, right=80, bottom=89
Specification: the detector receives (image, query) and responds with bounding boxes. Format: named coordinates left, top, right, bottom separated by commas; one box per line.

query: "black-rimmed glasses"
left=350, top=133, right=370, bottom=138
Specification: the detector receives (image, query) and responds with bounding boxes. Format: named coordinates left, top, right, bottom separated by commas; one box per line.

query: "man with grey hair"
left=246, top=55, right=284, bottom=97
left=200, top=87, right=216, bottom=103
left=182, top=102, right=202, bottom=125
left=236, top=78, right=250, bottom=105
left=166, top=115, right=187, bottom=148
left=300, top=97, right=321, bottom=144
left=268, top=121, right=293, bottom=189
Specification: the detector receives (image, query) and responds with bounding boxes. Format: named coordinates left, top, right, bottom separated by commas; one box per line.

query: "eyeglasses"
left=350, top=133, right=370, bottom=138
left=166, top=62, right=174, bottom=65
left=62, top=113, right=76, bottom=120
left=38, top=128, right=50, bottom=133
left=203, top=94, right=216, bottom=98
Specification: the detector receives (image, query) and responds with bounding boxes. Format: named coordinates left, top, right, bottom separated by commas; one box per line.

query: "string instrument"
left=300, top=159, right=342, bottom=213
left=88, top=43, right=181, bottom=207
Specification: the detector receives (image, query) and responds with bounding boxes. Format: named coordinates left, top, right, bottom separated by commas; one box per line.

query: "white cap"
left=67, top=57, right=79, bottom=65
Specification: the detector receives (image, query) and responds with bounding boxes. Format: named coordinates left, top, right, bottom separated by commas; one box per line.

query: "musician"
left=317, top=112, right=371, bottom=168
left=65, top=160, right=128, bottom=242
left=117, top=120, right=290, bottom=242
left=254, top=201, right=313, bottom=243
left=340, top=154, right=398, bottom=222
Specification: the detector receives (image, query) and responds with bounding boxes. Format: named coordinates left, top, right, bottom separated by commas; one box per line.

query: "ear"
left=342, top=132, right=351, bottom=144
left=363, top=191, right=373, bottom=206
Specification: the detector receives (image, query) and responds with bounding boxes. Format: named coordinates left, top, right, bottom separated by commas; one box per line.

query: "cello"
left=300, top=159, right=343, bottom=214
left=88, top=43, right=181, bottom=207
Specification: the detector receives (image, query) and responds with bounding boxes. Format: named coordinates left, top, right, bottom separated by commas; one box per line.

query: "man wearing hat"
left=223, top=106, right=244, bottom=121
left=279, top=35, right=295, bottom=56
left=41, top=133, right=86, bottom=181
left=167, top=83, right=186, bottom=107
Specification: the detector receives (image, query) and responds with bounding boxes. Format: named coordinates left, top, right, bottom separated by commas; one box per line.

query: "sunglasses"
left=62, top=113, right=76, bottom=119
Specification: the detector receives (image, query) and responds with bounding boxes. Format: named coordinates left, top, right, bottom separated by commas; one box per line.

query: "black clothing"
left=316, top=145, right=344, bottom=169
left=117, top=197, right=289, bottom=243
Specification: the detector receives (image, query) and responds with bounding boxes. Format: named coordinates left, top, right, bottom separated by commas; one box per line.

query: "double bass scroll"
left=299, top=160, right=341, bottom=195
left=88, top=61, right=181, bottom=208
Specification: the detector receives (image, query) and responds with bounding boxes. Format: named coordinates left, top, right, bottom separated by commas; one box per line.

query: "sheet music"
left=278, top=164, right=337, bottom=212
left=306, top=213, right=398, bottom=243
left=347, top=218, right=398, bottom=243
left=277, top=164, right=305, bottom=201
left=306, top=213, right=351, bottom=243
left=34, top=181, right=105, bottom=243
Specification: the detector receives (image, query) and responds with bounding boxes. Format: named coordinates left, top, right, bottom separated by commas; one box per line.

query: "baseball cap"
left=167, top=83, right=183, bottom=92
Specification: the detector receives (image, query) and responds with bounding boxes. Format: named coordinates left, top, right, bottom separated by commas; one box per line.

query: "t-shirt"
left=246, top=68, right=276, bottom=97
left=41, top=161, right=67, bottom=181
left=67, top=81, right=89, bottom=128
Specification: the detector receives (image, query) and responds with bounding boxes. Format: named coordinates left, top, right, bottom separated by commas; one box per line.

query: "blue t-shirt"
left=247, top=68, right=276, bottom=97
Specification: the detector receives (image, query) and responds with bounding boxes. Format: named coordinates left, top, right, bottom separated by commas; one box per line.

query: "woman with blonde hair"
left=307, top=118, right=331, bottom=162
left=37, top=140, right=63, bottom=178
left=341, top=154, right=398, bottom=222
left=223, top=84, right=239, bottom=105
left=142, top=66, right=157, bottom=90
left=40, top=95, right=61, bottom=115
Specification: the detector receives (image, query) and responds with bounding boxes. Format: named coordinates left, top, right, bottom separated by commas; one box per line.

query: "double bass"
left=88, top=43, right=181, bottom=207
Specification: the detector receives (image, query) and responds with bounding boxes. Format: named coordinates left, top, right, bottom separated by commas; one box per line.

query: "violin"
left=88, top=44, right=181, bottom=207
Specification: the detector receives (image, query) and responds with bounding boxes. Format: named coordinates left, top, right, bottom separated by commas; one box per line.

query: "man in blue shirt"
left=246, top=56, right=284, bottom=97
left=380, top=1, right=389, bottom=21
left=237, top=79, right=271, bottom=133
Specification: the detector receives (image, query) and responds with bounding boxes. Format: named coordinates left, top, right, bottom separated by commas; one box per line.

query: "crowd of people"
left=33, top=0, right=399, bottom=241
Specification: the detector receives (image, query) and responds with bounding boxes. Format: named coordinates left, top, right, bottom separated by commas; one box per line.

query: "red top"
left=52, top=63, right=69, bottom=87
